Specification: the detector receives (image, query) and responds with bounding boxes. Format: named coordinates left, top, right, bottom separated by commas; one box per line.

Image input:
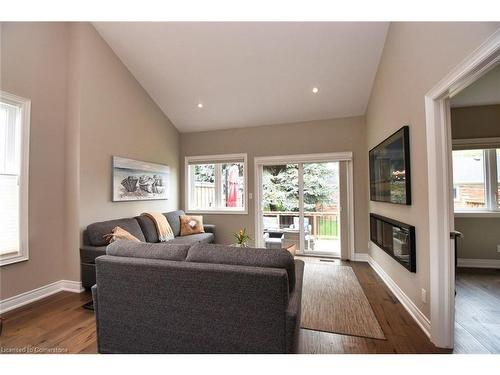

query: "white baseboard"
left=458, top=258, right=500, bottom=269
left=60, top=280, right=85, bottom=292
left=366, top=254, right=431, bottom=339
left=352, top=253, right=369, bottom=262
left=0, top=280, right=83, bottom=314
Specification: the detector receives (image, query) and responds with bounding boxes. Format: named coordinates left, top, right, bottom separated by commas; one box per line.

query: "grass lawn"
left=317, top=217, right=339, bottom=238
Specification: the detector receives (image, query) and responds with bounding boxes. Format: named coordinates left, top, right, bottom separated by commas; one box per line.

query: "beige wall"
left=63, top=23, right=181, bottom=281
left=75, top=24, right=180, bottom=273
left=1, top=23, right=180, bottom=299
left=451, top=104, right=500, bottom=139
left=180, top=116, right=369, bottom=252
left=454, top=219, right=500, bottom=260
left=451, top=104, right=500, bottom=261
left=1, top=23, right=69, bottom=299
left=366, top=22, right=500, bottom=319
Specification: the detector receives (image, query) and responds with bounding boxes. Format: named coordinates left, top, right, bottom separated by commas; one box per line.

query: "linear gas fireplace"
left=370, top=213, right=416, bottom=272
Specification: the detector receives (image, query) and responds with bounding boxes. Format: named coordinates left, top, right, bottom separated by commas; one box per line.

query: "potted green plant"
left=233, top=228, right=251, bottom=247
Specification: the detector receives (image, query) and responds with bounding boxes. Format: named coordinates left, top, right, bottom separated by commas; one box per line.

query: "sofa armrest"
left=92, top=285, right=103, bottom=353
left=203, top=224, right=216, bottom=234
left=285, top=260, right=304, bottom=353
left=91, top=284, right=98, bottom=312
left=80, top=245, right=107, bottom=264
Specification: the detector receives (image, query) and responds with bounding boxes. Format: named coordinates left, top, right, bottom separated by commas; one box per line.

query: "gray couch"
left=80, top=210, right=215, bottom=290
left=92, top=242, right=304, bottom=354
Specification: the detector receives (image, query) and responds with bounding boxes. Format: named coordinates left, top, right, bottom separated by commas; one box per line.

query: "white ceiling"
left=451, top=63, right=500, bottom=108
left=94, top=22, right=389, bottom=133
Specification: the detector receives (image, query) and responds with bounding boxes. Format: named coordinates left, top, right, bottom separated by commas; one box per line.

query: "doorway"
left=449, top=64, right=500, bottom=353
left=254, top=153, right=354, bottom=259
left=425, top=30, right=500, bottom=348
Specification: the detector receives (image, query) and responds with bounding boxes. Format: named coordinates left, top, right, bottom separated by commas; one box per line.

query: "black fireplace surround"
left=370, top=213, right=416, bottom=272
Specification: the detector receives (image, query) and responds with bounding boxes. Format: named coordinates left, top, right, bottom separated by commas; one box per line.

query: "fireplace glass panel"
left=370, top=214, right=415, bottom=272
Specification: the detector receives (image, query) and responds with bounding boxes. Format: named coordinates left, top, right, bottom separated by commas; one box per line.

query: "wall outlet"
left=421, top=288, right=427, bottom=303
left=249, top=193, right=253, bottom=200
left=497, top=245, right=500, bottom=253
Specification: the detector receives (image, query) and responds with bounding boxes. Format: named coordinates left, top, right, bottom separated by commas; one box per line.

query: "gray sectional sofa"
left=92, top=241, right=304, bottom=354
left=80, top=210, right=215, bottom=290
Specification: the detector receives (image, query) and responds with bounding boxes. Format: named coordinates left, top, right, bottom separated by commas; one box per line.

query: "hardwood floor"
left=299, top=260, right=449, bottom=354
left=0, top=291, right=97, bottom=354
left=0, top=259, right=448, bottom=354
left=454, top=268, right=500, bottom=354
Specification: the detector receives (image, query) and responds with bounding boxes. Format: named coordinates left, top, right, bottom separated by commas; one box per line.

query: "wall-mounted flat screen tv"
left=369, top=126, right=411, bottom=205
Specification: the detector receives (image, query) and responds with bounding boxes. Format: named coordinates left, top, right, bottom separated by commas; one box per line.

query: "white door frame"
left=254, top=152, right=355, bottom=260
left=425, top=29, right=500, bottom=349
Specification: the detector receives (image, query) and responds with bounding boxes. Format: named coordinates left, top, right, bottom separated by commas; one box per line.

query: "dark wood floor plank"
left=454, top=268, right=500, bottom=353
left=454, top=322, right=490, bottom=354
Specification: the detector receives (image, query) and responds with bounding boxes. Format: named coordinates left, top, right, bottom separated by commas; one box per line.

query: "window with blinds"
left=0, top=91, right=30, bottom=266
left=185, top=154, right=247, bottom=213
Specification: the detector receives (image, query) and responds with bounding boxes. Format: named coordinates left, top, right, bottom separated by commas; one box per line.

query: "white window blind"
left=0, top=91, right=30, bottom=265
left=0, top=175, right=20, bottom=256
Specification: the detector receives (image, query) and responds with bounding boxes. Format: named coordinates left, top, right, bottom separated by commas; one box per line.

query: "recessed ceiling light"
left=197, top=103, right=203, bottom=108
left=312, top=87, right=319, bottom=94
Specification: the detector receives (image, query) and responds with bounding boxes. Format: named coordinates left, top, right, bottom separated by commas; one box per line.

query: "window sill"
left=186, top=209, right=248, bottom=215
left=454, top=211, right=500, bottom=218
left=0, top=253, right=29, bottom=267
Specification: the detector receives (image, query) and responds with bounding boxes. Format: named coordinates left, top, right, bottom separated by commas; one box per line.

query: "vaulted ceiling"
left=94, top=22, right=389, bottom=132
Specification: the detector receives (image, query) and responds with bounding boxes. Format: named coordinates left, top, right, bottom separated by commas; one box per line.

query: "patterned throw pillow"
left=179, top=215, right=205, bottom=236
left=103, top=226, right=141, bottom=244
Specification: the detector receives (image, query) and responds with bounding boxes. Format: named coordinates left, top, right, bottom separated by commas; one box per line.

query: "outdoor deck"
left=263, top=211, right=340, bottom=256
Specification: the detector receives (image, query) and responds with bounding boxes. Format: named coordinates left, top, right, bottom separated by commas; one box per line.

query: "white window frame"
left=185, top=153, right=248, bottom=214
left=453, top=185, right=460, bottom=202
left=254, top=152, right=355, bottom=260
left=0, top=91, right=30, bottom=266
left=452, top=138, right=500, bottom=218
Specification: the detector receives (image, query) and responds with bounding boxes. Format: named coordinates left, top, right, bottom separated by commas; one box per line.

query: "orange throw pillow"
left=103, top=226, right=141, bottom=244
left=180, top=215, right=205, bottom=236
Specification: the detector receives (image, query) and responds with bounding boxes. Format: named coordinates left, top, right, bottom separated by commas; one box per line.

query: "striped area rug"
left=301, top=262, right=386, bottom=340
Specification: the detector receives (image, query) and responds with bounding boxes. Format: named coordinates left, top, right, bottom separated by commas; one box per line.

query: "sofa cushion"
left=168, top=232, right=214, bottom=245
left=104, top=226, right=142, bottom=243
left=86, top=218, right=146, bottom=246
left=179, top=215, right=204, bottom=236
left=106, top=240, right=190, bottom=261
left=135, top=215, right=159, bottom=243
left=186, top=243, right=296, bottom=291
left=164, top=210, right=185, bottom=237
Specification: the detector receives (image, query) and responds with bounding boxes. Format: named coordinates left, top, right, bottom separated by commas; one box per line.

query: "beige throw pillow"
left=179, top=215, right=205, bottom=236
left=103, top=226, right=141, bottom=244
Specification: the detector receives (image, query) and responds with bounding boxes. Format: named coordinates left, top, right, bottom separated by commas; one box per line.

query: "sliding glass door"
left=257, top=158, right=344, bottom=257
left=302, top=162, right=340, bottom=256
left=261, top=164, right=300, bottom=251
